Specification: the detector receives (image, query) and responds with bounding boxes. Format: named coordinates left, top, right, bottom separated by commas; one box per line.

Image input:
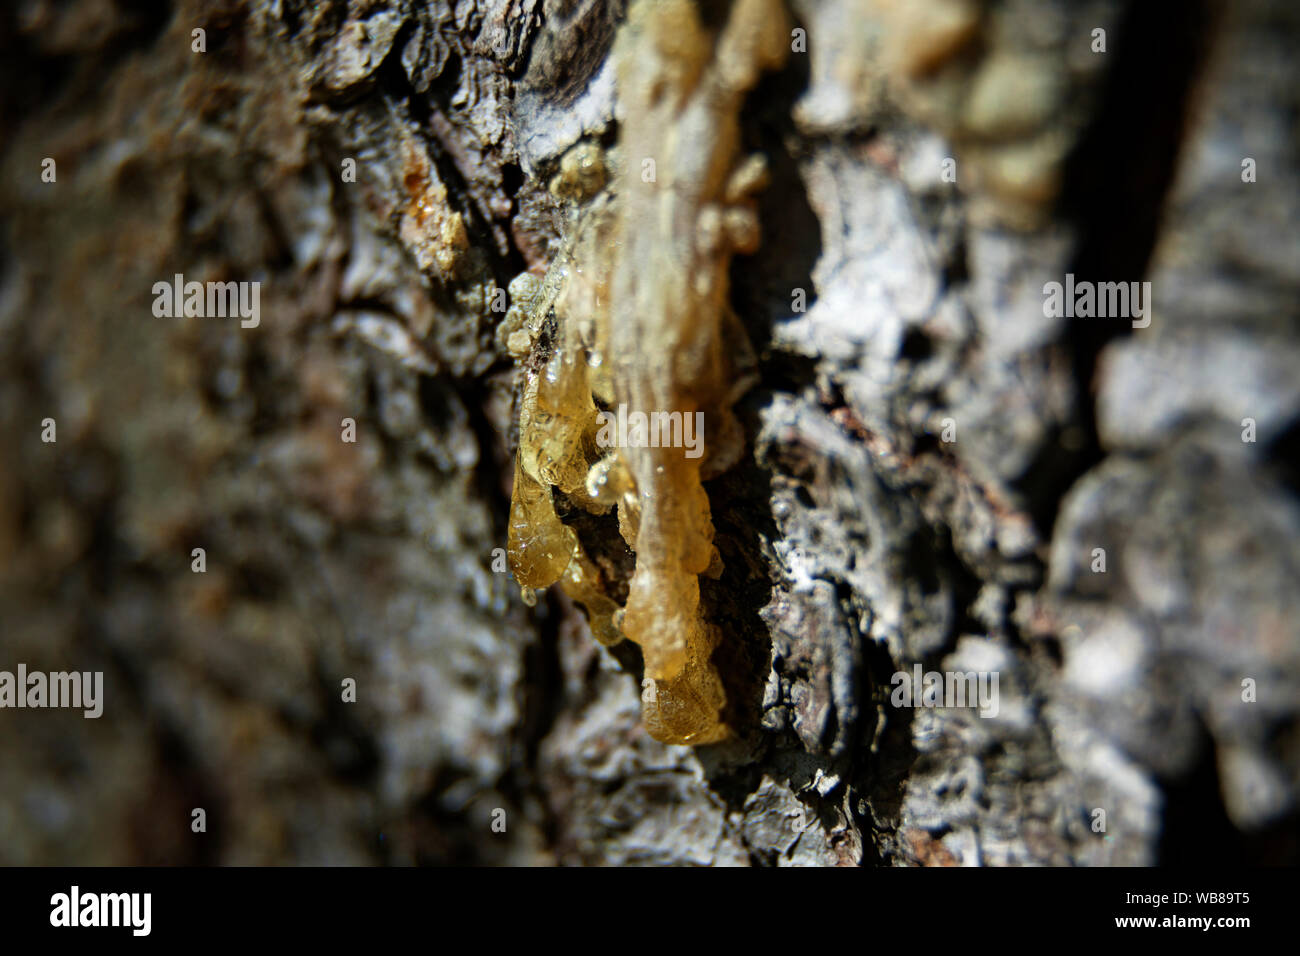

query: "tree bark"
left=1, top=0, right=1296, bottom=865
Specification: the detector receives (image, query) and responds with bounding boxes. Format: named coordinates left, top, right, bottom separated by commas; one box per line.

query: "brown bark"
left=1, top=0, right=1296, bottom=865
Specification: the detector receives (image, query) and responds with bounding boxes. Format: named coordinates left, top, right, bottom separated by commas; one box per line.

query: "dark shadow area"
left=1018, top=0, right=1220, bottom=539
left=1158, top=717, right=1300, bottom=866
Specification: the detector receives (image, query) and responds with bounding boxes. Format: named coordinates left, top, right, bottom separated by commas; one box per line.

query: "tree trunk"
left=1, top=0, right=1296, bottom=865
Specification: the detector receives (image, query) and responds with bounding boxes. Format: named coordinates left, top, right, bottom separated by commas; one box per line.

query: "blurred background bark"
left=1, top=0, right=1296, bottom=865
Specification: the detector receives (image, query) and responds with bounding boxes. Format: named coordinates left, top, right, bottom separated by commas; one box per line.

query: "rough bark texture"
left=1, top=0, right=1296, bottom=865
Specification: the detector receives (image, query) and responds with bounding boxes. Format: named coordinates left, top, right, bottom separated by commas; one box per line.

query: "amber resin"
left=506, top=0, right=788, bottom=745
